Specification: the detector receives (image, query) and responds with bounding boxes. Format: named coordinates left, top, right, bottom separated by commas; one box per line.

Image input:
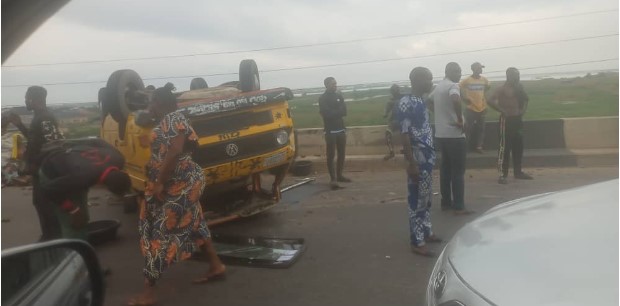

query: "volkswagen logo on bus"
left=225, top=143, right=239, bottom=157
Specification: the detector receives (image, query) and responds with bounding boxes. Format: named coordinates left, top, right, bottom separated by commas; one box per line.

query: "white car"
left=426, top=179, right=619, bottom=306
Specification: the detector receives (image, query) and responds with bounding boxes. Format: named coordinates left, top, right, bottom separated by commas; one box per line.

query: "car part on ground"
left=193, top=234, right=305, bottom=268
left=290, top=160, right=313, bottom=177
left=281, top=177, right=315, bottom=192
left=86, top=219, right=121, bottom=246
left=122, top=193, right=140, bottom=214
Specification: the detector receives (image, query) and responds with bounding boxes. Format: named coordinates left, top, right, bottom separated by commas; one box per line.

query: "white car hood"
left=447, top=180, right=619, bottom=306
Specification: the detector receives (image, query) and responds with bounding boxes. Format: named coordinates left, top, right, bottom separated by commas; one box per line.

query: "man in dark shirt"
left=38, top=138, right=131, bottom=240
left=488, top=67, right=534, bottom=184
left=319, top=77, right=351, bottom=189
left=7, top=86, right=64, bottom=241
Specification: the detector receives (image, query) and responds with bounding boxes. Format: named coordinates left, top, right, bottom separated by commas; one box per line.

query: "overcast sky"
left=1, top=0, right=618, bottom=105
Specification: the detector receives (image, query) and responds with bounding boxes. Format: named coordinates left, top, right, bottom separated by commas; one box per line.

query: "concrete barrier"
left=296, top=126, right=402, bottom=157
left=296, top=116, right=618, bottom=157
left=563, top=117, right=619, bottom=149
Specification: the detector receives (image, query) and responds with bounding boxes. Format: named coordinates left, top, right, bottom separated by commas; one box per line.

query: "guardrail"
left=296, top=117, right=618, bottom=157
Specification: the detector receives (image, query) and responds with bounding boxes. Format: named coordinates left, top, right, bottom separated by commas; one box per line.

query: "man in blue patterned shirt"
left=397, top=67, right=442, bottom=257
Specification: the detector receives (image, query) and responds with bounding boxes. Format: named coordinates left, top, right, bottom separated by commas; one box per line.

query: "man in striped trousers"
left=488, top=67, right=534, bottom=184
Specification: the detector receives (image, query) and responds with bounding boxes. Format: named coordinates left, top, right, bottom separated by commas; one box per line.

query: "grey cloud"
left=56, top=0, right=350, bottom=48
left=2, top=0, right=617, bottom=104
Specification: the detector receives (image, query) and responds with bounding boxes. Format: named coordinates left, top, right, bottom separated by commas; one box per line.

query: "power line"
left=422, top=60, right=619, bottom=80
left=3, top=67, right=617, bottom=105
left=260, top=34, right=619, bottom=73
left=459, top=59, right=619, bottom=76
left=480, top=69, right=619, bottom=80
left=2, top=9, right=617, bottom=69
left=2, top=34, right=617, bottom=88
left=296, top=66, right=619, bottom=91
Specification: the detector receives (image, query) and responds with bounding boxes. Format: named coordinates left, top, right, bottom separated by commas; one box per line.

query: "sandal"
left=127, top=296, right=156, bottom=306
left=192, top=265, right=227, bottom=284
left=425, top=236, right=443, bottom=243
left=411, top=246, right=436, bottom=258
left=453, top=209, right=474, bottom=216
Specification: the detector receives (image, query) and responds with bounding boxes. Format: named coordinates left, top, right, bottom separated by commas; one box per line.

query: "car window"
left=2, top=248, right=69, bottom=303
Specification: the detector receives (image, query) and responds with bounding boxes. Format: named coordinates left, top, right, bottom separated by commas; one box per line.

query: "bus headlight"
left=275, top=130, right=289, bottom=145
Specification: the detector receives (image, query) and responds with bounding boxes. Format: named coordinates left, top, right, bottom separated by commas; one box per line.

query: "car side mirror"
left=1, top=239, right=105, bottom=306
left=134, top=111, right=157, bottom=128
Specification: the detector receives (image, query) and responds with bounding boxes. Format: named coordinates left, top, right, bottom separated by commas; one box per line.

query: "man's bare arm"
left=459, top=81, right=471, bottom=105
left=8, top=113, right=29, bottom=138
left=450, top=93, right=464, bottom=124
left=487, top=88, right=504, bottom=114
left=520, top=90, right=530, bottom=116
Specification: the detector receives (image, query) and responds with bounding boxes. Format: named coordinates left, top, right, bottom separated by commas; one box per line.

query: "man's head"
left=25, top=86, right=47, bottom=111
left=102, top=169, right=131, bottom=196
left=506, top=67, right=520, bottom=84
left=390, top=84, right=401, bottom=99
left=324, top=77, right=337, bottom=93
left=409, top=67, right=434, bottom=96
left=445, top=62, right=462, bottom=83
left=471, top=62, right=484, bottom=76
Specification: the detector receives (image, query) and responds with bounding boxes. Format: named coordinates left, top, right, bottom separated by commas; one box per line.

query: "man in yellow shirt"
left=460, top=62, right=490, bottom=153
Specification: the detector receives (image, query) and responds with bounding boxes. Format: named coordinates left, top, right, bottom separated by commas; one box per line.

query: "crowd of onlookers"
left=318, top=62, right=533, bottom=256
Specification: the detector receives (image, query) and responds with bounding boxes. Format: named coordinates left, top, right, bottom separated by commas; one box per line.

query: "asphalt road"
left=2, top=166, right=618, bottom=306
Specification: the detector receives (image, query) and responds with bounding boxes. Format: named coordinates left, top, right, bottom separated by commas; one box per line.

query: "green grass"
left=64, top=123, right=100, bottom=138
left=290, top=73, right=619, bottom=128
left=62, top=73, right=618, bottom=136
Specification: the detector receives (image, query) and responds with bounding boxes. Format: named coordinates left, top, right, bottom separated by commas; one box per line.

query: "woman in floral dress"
left=129, top=85, right=225, bottom=306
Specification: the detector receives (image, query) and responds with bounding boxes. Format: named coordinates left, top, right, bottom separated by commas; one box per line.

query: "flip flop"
left=127, top=296, right=156, bottom=306
left=330, top=185, right=345, bottom=190
left=412, top=247, right=436, bottom=258
left=192, top=272, right=226, bottom=284
left=453, top=210, right=474, bottom=216
left=192, top=266, right=227, bottom=285
left=425, top=236, right=443, bottom=243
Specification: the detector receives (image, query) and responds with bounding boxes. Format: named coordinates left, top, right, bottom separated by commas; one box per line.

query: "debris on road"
left=193, top=234, right=306, bottom=268
left=1, top=160, right=31, bottom=187
left=380, top=197, right=406, bottom=204
left=281, top=177, right=315, bottom=193
left=87, top=219, right=121, bottom=246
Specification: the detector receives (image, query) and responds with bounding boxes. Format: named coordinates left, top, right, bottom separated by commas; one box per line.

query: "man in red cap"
left=37, top=138, right=131, bottom=240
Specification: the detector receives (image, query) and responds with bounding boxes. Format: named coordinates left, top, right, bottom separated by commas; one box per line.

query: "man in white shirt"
left=428, top=62, right=472, bottom=215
